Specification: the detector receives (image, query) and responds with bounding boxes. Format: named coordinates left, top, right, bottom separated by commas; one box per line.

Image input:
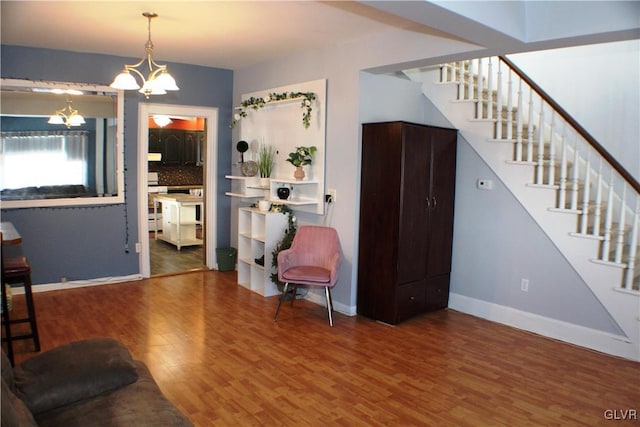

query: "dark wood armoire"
left=357, top=121, right=457, bottom=324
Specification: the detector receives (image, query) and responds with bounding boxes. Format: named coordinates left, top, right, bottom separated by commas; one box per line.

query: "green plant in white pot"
left=257, top=144, right=276, bottom=187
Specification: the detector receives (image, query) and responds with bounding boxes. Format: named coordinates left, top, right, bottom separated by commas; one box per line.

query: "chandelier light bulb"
left=47, top=115, right=64, bottom=125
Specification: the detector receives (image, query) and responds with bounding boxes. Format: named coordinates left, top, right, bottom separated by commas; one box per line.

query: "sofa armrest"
left=13, top=338, right=138, bottom=415
left=2, top=379, right=37, bottom=427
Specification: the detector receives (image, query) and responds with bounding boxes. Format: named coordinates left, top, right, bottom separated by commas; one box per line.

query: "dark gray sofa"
left=1, top=338, right=192, bottom=426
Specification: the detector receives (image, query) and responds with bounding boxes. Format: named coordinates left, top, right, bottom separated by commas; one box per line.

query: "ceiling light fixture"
left=110, top=12, right=179, bottom=98
left=153, top=115, right=173, bottom=127
left=48, top=98, right=85, bottom=128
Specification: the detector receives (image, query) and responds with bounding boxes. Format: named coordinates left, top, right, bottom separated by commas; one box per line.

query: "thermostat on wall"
left=477, top=179, right=493, bottom=190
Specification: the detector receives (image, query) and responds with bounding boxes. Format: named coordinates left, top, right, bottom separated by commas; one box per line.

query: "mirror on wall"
left=0, top=78, right=124, bottom=208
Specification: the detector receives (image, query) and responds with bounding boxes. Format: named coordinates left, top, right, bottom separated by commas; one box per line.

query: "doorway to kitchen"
left=137, top=104, right=218, bottom=278
left=148, top=115, right=205, bottom=275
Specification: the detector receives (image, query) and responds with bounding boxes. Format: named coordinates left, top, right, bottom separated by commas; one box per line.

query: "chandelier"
left=110, top=12, right=179, bottom=98
left=48, top=98, right=85, bottom=128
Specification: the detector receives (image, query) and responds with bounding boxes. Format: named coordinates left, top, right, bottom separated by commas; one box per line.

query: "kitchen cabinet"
left=183, top=131, right=203, bottom=165
left=148, top=129, right=203, bottom=165
left=357, top=121, right=457, bottom=324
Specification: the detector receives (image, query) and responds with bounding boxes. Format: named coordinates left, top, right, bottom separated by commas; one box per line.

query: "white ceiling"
left=0, top=1, right=439, bottom=70
left=2, top=1, right=638, bottom=71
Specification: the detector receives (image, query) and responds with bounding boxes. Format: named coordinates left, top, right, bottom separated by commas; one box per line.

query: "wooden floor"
left=6, top=271, right=640, bottom=426
left=150, top=231, right=205, bottom=275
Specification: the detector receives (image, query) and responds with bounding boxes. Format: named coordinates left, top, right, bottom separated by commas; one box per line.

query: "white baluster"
left=476, top=58, right=484, bottom=119
left=547, top=111, right=556, bottom=186
left=614, top=185, right=627, bottom=264
left=496, top=62, right=503, bottom=139
left=526, top=89, right=534, bottom=163
left=570, top=138, right=580, bottom=211
left=440, top=64, right=446, bottom=83
left=506, top=69, right=514, bottom=140
left=623, top=197, right=639, bottom=290
left=579, top=151, right=592, bottom=234
left=601, top=173, right=615, bottom=261
left=558, top=124, right=568, bottom=208
left=593, top=161, right=603, bottom=236
left=487, top=58, right=494, bottom=121
left=515, top=78, right=523, bottom=161
left=467, top=59, right=475, bottom=101
left=457, top=61, right=464, bottom=100
left=536, top=105, right=545, bottom=184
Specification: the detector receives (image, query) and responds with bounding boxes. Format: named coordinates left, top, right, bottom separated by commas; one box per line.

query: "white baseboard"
left=448, top=292, right=639, bottom=362
left=16, top=274, right=143, bottom=295
left=303, top=288, right=357, bottom=316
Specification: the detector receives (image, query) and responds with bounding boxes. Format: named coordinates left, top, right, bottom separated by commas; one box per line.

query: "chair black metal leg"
left=325, top=287, right=333, bottom=327
left=274, top=283, right=289, bottom=321
left=23, top=278, right=40, bottom=351
left=290, top=285, right=298, bottom=307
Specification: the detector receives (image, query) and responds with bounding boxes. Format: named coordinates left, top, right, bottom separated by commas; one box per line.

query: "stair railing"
left=440, top=57, right=639, bottom=292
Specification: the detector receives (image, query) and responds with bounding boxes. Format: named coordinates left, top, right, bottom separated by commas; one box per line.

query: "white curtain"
left=0, top=131, right=89, bottom=190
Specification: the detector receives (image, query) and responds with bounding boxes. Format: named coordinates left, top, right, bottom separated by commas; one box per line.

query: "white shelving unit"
left=226, top=175, right=320, bottom=210
left=237, top=207, right=288, bottom=297
left=269, top=178, right=319, bottom=205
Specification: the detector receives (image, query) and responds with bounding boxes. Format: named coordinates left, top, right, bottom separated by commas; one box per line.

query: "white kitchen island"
left=154, top=194, right=203, bottom=250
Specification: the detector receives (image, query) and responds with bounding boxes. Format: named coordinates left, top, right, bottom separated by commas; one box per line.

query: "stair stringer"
left=406, top=67, right=640, bottom=361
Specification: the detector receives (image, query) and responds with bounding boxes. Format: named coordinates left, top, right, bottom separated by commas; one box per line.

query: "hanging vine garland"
left=231, top=91, right=317, bottom=129
left=268, top=204, right=297, bottom=290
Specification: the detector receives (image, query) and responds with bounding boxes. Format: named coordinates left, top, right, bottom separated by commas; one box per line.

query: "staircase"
left=403, top=57, right=640, bottom=361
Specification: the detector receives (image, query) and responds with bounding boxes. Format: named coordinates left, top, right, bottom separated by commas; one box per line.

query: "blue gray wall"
left=1, top=45, right=233, bottom=284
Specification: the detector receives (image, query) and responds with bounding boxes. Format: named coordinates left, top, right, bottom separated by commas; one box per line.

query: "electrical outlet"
left=521, top=278, right=529, bottom=292
left=135, top=243, right=142, bottom=253
left=328, top=188, right=337, bottom=203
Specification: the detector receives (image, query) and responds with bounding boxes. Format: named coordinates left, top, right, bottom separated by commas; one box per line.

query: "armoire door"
left=426, top=127, right=457, bottom=277
left=357, top=122, right=404, bottom=319
left=396, top=123, right=431, bottom=285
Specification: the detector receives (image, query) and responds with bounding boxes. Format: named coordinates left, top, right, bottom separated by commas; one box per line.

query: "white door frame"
left=137, top=103, right=218, bottom=278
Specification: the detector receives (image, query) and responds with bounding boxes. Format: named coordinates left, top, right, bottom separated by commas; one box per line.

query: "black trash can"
left=216, top=247, right=237, bottom=272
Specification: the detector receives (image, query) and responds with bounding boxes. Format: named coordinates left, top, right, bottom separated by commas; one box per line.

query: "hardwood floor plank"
left=4, top=271, right=639, bottom=426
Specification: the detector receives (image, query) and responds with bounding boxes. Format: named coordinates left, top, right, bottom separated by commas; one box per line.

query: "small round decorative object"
left=277, top=187, right=290, bottom=200
left=241, top=160, right=258, bottom=177
left=236, top=140, right=249, bottom=153
left=236, top=140, right=249, bottom=163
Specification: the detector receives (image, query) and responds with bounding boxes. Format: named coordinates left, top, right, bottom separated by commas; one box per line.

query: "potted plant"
left=257, top=144, right=276, bottom=186
left=286, top=146, right=317, bottom=180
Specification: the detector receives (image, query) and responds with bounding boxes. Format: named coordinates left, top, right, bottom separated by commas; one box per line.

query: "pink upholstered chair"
left=274, top=225, right=342, bottom=326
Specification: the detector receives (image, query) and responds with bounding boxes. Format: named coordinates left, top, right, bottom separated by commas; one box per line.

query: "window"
left=1, top=131, right=89, bottom=191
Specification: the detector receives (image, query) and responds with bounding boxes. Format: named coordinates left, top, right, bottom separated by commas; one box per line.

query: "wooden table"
left=1, top=222, right=22, bottom=245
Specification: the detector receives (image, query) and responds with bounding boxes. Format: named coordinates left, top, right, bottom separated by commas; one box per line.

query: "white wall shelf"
left=225, top=175, right=266, bottom=199
left=226, top=175, right=322, bottom=208
left=237, top=207, right=288, bottom=297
